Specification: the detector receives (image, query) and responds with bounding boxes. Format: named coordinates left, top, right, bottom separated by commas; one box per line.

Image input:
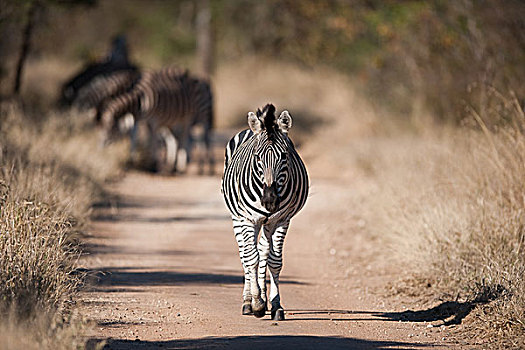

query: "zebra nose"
left=264, top=168, right=274, bottom=187
left=262, top=182, right=280, bottom=213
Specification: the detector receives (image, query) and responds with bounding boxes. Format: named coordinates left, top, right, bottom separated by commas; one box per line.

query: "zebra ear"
left=277, top=110, right=293, bottom=134
left=247, top=112, right=263, bottom=133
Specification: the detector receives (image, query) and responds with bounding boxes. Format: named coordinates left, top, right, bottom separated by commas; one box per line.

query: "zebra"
left=100, top=66, right=214, bottom=174
left=221, top=103, right=309, bottom=320
left=74, top=69, right=140, bottom=123
left=59, top=61, right=137, bottom=108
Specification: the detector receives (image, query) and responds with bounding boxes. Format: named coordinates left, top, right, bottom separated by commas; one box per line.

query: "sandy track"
left=79, top=163, right=455, bottom=349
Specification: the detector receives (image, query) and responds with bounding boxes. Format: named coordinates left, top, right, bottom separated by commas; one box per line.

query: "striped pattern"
left=74, top=69, right=140, bottom=122
left=60, top=61, right=138, bottom=106
left=101, top=66, right=214, bottom=173
left=221, top=104, right=309, bottom=319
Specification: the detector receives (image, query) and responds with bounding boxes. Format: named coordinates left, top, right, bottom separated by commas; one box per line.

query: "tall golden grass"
left=349, top=91, right=525, bottom=347
left=0, top=102, right=125, bottom=349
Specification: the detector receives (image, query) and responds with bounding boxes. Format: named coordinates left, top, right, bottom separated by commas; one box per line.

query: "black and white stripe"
left=221, top=104, right=309, bottom=320
left=74, top=69, right=140, bottom=122
left=100, top=66, right=214, bottom=173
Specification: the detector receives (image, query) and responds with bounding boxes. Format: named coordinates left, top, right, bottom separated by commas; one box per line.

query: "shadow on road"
left=82, top=243, right=195, bottom=257
left=375, top=301, right=476, bottom=326
left=274, top=303, right=483, bottom=325
left=92, top=213, right=230, bottom=223
left=286, top=309, right=373, bottom=315
left=375, top=285, right=503, bottom=326
left=86, top=267, right=306, bottom=289
left=87, top=335, right=434, bottom=350
left=93, top=195, right=212, bottom=211
left=280, top=309, right=377, bottom=322
left=284, top=303, right=482, bottom=325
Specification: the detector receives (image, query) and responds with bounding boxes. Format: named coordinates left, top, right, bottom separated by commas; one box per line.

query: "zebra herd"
left=60, top=37, right=213, bottom=174
left=99, top=67, right=214, bottom=174
left=62, top=39, right=310, bottom=320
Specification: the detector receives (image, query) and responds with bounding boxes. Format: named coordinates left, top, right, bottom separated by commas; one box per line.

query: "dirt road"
left=79, top=160, right=455, bottom=349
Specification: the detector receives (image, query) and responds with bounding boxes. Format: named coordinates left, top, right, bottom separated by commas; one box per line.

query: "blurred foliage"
left=213, top=0, right=525, bottom=121
left=1, top=0, right=524, bottom=122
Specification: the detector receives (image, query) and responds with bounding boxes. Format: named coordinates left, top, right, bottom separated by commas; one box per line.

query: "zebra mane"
left=256, top=103, right=277, bottom=136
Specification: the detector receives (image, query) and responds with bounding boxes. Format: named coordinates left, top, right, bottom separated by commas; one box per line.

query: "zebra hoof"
left=251, top=298, right=267, bottom=318
left=242, top=302, right=253, bottom=315
left=271, top=308, right=285, bottom=321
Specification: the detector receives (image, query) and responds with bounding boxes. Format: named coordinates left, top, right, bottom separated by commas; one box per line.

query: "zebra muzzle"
left=262, top=182, right=280, bottom=213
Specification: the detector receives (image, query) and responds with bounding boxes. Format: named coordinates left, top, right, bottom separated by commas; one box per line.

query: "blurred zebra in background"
left=221, top=104, right=309, bottom=320
left=59, top=35, right=138, bottom=108
left=100, top=66, right=214, bottom=174
left=74, top=69, right=141, bottom=123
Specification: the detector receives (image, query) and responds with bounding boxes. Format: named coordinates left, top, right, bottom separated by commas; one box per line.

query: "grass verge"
left=0, top=101, right=125, bottom=349
left=352, top=92, right=525, bottom=348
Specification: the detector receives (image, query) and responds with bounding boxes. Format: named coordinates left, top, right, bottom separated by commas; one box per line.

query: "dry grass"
left=0, top=308, right=94, bottom=350
left=0, top=102, right=125, bottom=349
left=0, top=183, right=80, bottom=313
left=342, top=92, right=525, bottom=347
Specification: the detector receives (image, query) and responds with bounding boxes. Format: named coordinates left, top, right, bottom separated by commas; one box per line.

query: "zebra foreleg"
left=238, top=220, right=266, bottom=318
left=233, top=222, right=252, bottom=315
left=267, top=222, right=289, bottom=321
left=158, top=127, right=178, bottom=173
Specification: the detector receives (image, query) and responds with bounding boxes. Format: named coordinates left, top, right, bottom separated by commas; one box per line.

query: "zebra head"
left=248, top=104, right=293, bottom=214
left=100, top=91, right=139, bottom=146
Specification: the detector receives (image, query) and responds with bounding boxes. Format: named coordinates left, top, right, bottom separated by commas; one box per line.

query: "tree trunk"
left=13, top=1, right=38, bottom=96
left=196, top=0, right=214, bottom=78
